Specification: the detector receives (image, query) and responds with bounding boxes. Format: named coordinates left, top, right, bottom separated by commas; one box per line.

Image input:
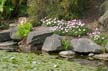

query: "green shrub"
left=16, top=22, right=32, bottom=38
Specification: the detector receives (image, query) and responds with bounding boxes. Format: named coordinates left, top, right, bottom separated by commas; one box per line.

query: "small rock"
left=59, top=50, right=75, bottom=58
left=0, top=41, right=17, bottom=50
left=88, top=53, right=94, bottom=57
left=93, top=53, right=108, bottom=60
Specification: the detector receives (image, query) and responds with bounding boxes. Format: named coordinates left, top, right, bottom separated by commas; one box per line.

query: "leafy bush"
left=16, top=22, right=32, bottom=38
left=41, top=18, right=90, bottom=37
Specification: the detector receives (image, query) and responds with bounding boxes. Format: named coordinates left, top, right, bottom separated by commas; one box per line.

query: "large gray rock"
left=26, top=27, right=53, bottom=45
left=98, top=1, right=108, bottom=31
left=42, top=34, right=62, bottom=52
left=70, top=38, right=102, bottom=53
left=99, top=1, right=108, bottom=14
left=98, top=11, right=108, bottom=30
left=0, top=30, right=11, bottom=42
left=10, top=24, right=22, bottom=41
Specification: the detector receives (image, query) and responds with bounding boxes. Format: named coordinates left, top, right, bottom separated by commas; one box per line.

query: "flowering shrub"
left=66, top=20, right=89, bottom=37
left=41, top=18, right=58, bottom=27
left=88, top=28, right=108, bottom=45
left=41, top=18, right=89, bottom=37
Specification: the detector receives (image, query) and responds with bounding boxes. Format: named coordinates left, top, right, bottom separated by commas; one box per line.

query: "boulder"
left=98, top=11, right=108, bottom=30
left=59, top=50, right=75, bottom=58
left=98, top=1, right=108, bottom=31
left=0, top=30, right=11, bottom=42
left=42, top=34, right=62, bottom=52
left=70, top=38, right=102, bottom=53
left=26, top=27, right=53, bottom=45
left=9, top=24, right=22, bottom=41
left=99, top=1, right=108, bottom=15
left=88, top=53, right=94, bottom=57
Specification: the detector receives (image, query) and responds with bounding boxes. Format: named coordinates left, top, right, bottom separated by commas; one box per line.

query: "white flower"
left=83, top=29, right=86, bottom=31
left=102, top=37, right=105, bottom=39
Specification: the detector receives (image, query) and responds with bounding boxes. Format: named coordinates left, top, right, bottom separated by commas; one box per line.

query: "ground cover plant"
left=0, top=50, right=104, bottom=71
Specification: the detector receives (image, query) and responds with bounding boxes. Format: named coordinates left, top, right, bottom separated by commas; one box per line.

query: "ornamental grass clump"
left=61, top=37, right=70, bottom=50
left=41, top=18, right=89, bottom=37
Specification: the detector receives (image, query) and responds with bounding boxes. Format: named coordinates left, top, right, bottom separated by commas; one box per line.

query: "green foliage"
left=91, top=33, right=108, bottom=46
left=27, top=0, right=90, bottom=22
left=0, top=0, right=14, bottom=19
left=27, top=0, right=46, bottom=26
left=0, top=21, right=9, bottom=30
left=0, top=0, right=6, bottom=12
left=0, top=0, right=27, bottom=19
left=61, top=37, right=70, bottom=50
left=67, top=26, right=90, bottom=37
left=47, top=0, right=89, bottom=20
left=16, top=22, right=32, bottom=38
left=0, top=50, right=96, bottom=71
left=96, top=66, right=108, bottom=71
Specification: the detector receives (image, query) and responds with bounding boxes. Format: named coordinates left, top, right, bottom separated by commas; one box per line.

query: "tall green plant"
left=61, top=37, right=70, bottom=50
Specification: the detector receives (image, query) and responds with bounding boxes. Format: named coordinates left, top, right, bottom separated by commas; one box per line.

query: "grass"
left=0, top=50, right=106, bottom=71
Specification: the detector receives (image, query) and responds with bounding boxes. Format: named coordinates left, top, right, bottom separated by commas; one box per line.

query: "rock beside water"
left=70, top=38, right=102, bottom=53
left=93, top=54, right=108, bottom=60
left=59, top=50, right=75, bottom=58
left=42, top=34, right=62, bottom=52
